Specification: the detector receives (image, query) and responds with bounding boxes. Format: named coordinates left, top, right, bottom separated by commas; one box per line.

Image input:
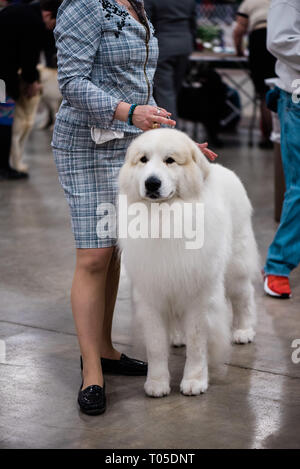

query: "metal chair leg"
left=248, top=94, right=258, bottom=147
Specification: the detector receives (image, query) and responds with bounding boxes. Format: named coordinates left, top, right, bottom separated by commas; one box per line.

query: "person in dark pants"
left=233, top=0, right=276, bottom=148
left=144, top=0, right=197, bottom=121
left=0, top=0, right=61, bottom=180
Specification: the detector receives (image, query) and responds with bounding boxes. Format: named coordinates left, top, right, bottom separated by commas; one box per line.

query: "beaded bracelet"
left=127, top=104, right=138, bottom=126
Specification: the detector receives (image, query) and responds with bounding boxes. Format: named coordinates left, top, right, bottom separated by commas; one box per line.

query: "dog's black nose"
left=145, top=176, right=161, bottom=193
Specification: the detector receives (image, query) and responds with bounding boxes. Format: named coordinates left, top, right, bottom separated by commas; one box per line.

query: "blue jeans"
left=264, top=89, right=300, bottom=276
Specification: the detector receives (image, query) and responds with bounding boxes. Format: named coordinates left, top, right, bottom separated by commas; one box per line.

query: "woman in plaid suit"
left=52, top=0, right=215, bottom=414
left=52, top=0, right=177, bottom=414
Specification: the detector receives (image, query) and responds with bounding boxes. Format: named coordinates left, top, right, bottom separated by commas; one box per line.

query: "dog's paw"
left=233, top=327, right=255, bottom=344
left=144, top=378, right=170, bottom=398
left=180, top=378, right=208, bottom=396
left=170, top=331, right=185, bottom=348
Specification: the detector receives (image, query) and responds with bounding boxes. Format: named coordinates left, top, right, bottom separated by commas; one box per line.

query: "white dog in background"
left=119, top=129, right=258, bottom=397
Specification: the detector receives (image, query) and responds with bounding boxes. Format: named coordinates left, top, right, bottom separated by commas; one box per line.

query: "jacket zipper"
left=129, top=1, right=151, bottom=104
left=142, top=21, right=151, bottom=104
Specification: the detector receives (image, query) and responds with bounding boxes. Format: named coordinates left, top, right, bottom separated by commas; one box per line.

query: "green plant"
left=197, top=24, right=220, bottom=43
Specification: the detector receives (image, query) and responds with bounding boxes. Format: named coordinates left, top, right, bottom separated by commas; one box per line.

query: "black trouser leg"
left=0, top=124, right=12, bottom=170
left=154, top=55, right=189, bottom=122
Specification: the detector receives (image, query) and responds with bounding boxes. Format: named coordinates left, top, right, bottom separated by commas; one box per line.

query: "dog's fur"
left=119, top=129, right=258, bottom=397
left=9, top=65, right=61, bottom=173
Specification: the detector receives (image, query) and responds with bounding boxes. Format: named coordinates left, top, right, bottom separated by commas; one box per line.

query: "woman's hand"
left=114, top=102, right=176, bottom=130
left=114, top=103, right=217, bottom=162
left=197, top=142, right=218, bottom=161
left=132, top=105, right=176, bottom=131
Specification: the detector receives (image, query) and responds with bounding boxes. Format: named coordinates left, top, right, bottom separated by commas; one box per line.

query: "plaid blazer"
left=53, top=0, right=158, bottom=133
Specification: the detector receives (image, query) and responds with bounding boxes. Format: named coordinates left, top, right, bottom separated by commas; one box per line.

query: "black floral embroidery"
left=100, top=0, right=129, bottom=37
left=100, top=0, right=151, bottom=38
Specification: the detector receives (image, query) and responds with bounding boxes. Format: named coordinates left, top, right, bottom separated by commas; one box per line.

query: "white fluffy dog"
left=118, top=129, right=258, bottom=397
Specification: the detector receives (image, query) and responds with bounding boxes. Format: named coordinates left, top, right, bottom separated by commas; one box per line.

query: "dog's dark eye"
left=140, top=156, right=148, bottom=163
left=165, top=157, right=175, bottom=164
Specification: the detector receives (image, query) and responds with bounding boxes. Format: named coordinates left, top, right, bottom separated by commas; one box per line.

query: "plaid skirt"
left=52, top=120, right=136, bottom=249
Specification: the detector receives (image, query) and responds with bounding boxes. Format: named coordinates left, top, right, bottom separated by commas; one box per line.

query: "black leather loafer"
left=101, top=353, right=148, bottom=376
left=78, top=382, right=106, bottom=416
left=80, top=354, right=148, bottom=376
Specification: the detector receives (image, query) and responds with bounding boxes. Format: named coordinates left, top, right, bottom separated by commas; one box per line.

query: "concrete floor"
left=0, top=127, right=300, bottom=449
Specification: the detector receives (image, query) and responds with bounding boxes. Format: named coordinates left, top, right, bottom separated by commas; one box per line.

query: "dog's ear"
left=190, top=142, right=210, bottom=179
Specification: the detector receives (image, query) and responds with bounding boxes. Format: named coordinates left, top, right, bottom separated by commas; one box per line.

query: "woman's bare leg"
left=101, top=247, right=121, bottom=360
left=71, top=247, right=114, bottom=389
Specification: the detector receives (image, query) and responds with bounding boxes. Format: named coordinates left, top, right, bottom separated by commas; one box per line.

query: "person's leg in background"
left=0, top=97, right=28, bottom=180
left=174, top=55, right=189, bottom=102
left=0, top=124, right=12, bottom=173
left=259, top=90, right=273, bottom=148
left=153, top=55, right=189, bottom=122
left=249, top=28, right=276, bottom=148
left=154, top=56, right=177, bottom=120
left=264, top=90, right=300, bottom=297
left=0, top=97, right=14, bottom=177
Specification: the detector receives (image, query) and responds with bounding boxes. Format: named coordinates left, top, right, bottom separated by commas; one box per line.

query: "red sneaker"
left=264, top=275, right=291, bottom=298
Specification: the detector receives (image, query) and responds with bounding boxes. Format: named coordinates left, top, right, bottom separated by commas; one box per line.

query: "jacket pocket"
left=52, top=118, right=94, bottom=151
